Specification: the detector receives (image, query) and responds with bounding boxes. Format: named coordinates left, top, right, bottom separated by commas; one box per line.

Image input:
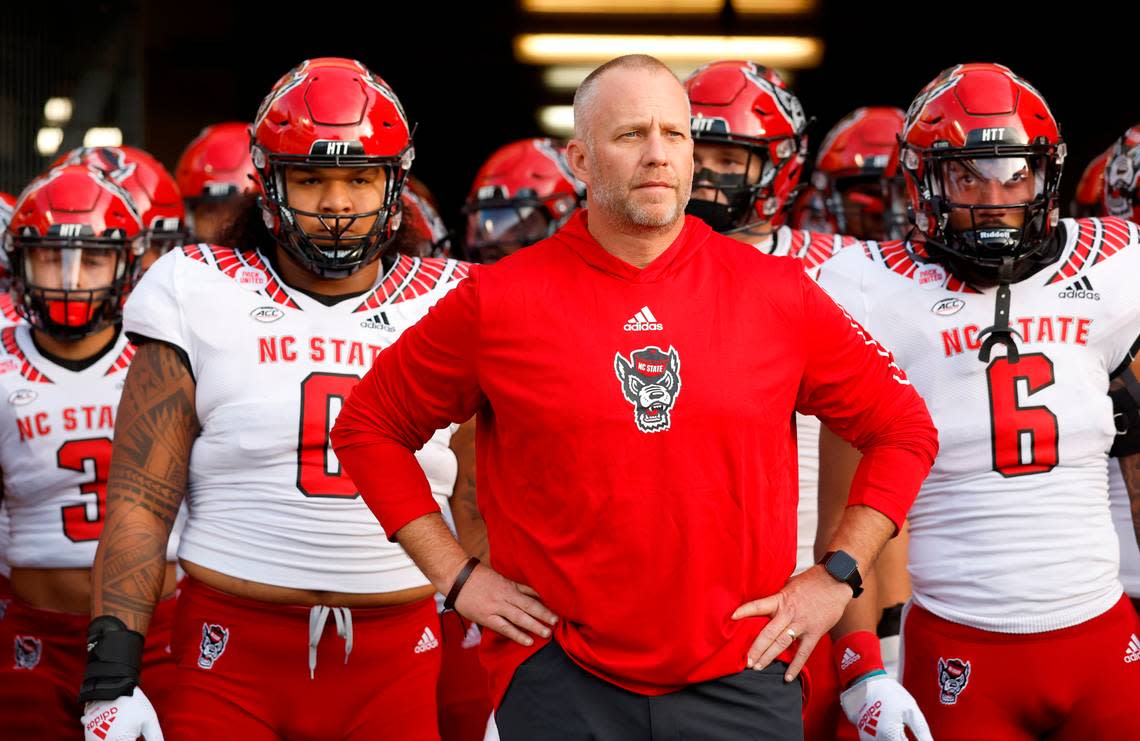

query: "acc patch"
left=7, top=389, right=36, bottom=406
left=931, top=297, right=965, bottom=316
left=250, top=306, right=284, bottom=323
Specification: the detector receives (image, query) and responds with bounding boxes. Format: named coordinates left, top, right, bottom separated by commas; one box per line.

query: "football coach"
left=332, top=54, right=938, bottom=740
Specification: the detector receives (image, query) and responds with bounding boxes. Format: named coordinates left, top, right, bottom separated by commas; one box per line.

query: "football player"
left=685, top=59, right=926, bottom=741
left=818, top=63, right=1140, bottom=738
left=0, top=165, right=178, bottom=738
left=175, top=121, right=257, bottom=244
left=461, top=138, right=584, bottom=264
left=80, top=57, right=469, bottom=740
left=56, top=145, right=188, bottom=272
left=1082, top=125, right=1140, bottom=616
left=808, top=107, right=907, bottom=241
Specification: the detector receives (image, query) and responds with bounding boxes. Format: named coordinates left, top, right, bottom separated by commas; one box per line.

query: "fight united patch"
left=614, top=345, right=681, bottom=433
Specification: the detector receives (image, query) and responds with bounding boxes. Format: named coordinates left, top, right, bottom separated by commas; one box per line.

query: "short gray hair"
left=572, top=54, right=682, bottom=142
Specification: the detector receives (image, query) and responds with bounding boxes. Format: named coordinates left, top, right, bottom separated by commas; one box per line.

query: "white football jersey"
left=124, top=245, right=469, bottom=593
left=819, top=217, right=1140, bottom=632
left=753, top=225, right=860, bottom=573
left=1108, top=460, right=1140, bottom=595
left=0, top=325, right=180, bottom=568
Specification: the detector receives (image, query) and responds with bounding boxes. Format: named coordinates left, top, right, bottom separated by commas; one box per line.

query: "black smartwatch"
left=819, top=550, right=864, bottom=598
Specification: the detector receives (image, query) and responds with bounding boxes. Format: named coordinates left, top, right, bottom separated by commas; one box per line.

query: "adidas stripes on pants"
left=901, top=594, right=1140, bottom=740
left=162, top=577, right=441, bottom=740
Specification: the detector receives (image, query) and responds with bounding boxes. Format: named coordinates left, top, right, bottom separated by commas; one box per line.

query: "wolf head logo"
left=937, top=657, right=971, bottom=705
left=614, top=346, right=682, bottom=433
left=198, top=623, right=230, bottom=670
left=14, top=635, right=42, bottom=670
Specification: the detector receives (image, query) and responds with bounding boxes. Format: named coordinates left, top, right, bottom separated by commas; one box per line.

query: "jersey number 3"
left=986, top=353, right=1059, bottom=477
left=298, top=372, right=361, bottom=498
left=58, top=437, right=113, bottom=542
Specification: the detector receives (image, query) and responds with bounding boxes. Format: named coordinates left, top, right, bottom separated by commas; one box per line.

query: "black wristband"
left=443, top=557, right=481, bottom=611
left=78, top=615, right=145, bottom=704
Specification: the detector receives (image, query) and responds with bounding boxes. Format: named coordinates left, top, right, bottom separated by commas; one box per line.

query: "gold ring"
left=786, top=628, right=797, bottom=640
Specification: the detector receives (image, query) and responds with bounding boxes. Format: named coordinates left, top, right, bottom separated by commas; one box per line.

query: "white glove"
left=82, top=687, right=164, bottom=741
left=840, top=673, right=932, bottom=741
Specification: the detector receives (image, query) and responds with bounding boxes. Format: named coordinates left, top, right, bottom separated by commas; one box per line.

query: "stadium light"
left=43, top=97, right=74, bottom=125
left=537, top=105, right=575, bottom=138
left=520, top=0, right=817, bottom=14
left=83, top=128, right=123, bottom=147
left=36, top=127, right=64, bottom=156
left=515, top=34, right=824, bottom=68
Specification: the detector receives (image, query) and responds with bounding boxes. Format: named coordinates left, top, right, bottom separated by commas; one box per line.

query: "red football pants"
left=901, top=595, right=1140, bottom=740
left=802, top=632, right=841, bottom=741
left=437, top=610, right=492, bottom=741
left=0, top=594, right=176, bottom=739
left=163, top=577, right=442, bottom=740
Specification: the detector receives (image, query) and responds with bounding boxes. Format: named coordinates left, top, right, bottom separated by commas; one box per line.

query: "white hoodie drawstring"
left=308, top=605, right=354, bottom=679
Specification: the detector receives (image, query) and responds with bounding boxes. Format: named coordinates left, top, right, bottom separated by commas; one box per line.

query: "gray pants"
left=496, top=641, right=804, bottom=740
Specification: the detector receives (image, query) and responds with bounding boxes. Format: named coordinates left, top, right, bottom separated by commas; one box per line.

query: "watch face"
left=828, top=551, right=858, bottom=581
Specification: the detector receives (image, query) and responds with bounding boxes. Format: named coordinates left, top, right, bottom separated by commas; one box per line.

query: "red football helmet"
left=811, top=107, right=905, bottom=239
left=462, top=138, right=583, bottom=263
left=1103, top=124, right=1140, bottom=223
left=684, top=60, right=808, bottom=233
left=55, top=145, right=187, bottom=255
left=251, top=57, right=413, bottom=278
left=899, top=63, right=1066, bottom=284
left=5, top=165, right=144, bottom=339
left=1071, top=148, right=1108, bottom=218
left=175, top=122, right=257, bottom=203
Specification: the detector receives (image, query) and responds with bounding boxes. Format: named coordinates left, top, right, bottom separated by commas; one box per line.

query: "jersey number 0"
left=298, top=372, right=362, bottom=498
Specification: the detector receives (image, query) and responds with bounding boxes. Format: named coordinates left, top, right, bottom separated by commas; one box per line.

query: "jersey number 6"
left=985, top=353, right=1059, bottom=477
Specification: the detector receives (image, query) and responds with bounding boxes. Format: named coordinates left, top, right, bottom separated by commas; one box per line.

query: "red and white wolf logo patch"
left=614, top=345, right=682, bottom=433
left=13, top=635, right=42, bottom=670
left=198, top=623, right=230, bottom=669
left=937, top=657, right=971, bottom=705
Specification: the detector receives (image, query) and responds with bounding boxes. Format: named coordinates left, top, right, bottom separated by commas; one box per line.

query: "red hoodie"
left=332, top=211, right=937, bottom=704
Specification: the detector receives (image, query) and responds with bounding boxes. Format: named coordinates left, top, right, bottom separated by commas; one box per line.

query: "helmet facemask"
left=687, top=137, right=800, bottom=234
left=906, top=142, right=1064, bottom=284
left=11, top=231, right=140, bottom=340
left=255, top=145, right=412, bottom=279
left=462, top=187, right=577, bottom=263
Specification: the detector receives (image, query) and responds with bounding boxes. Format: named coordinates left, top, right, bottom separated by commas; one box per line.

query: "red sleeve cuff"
left=336, top=439, right=441, bottom=542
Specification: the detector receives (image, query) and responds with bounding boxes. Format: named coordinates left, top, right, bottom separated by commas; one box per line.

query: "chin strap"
left=977, top=257, right=1021, bottom=363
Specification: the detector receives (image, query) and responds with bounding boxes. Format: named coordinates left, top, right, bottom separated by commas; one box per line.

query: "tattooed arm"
left=91, top=342, right=199, bottom=634
left=448, top=417, right=489, bottom=562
